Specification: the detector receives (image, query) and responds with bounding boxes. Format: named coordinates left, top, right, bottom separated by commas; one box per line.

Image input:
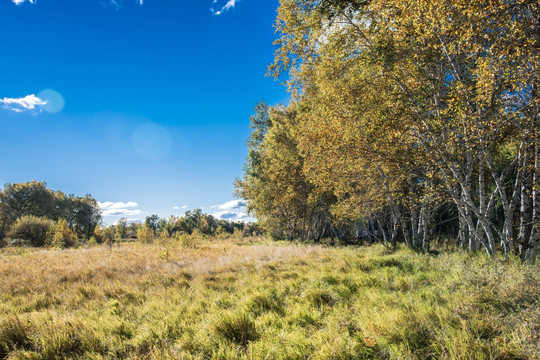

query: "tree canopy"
left=238, top=0, right=539, bottom=260
left=0, top=181, right=101, bottom=246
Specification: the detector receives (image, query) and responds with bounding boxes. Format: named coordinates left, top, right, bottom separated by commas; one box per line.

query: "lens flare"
left=105, top=114, right=126, bottom=143
left=38, top=89, right=65, bottom=113
left=132, top=122, right=172, bottom=160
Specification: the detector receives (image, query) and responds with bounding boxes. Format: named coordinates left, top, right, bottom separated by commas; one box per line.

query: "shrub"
left=232, top=228, right=244, bottom=239
left=93, top=226, right=115, bottom=246
left=136, top=226, right=154, bottom=243
left=52, top=219, right=78, bottom=248
left=92, top=227, right=104, bottom=243
left=175, top=230, right=202, bottom=248
left=6, top=215, right=54, bottom=247
left=102, top=226, right=115, bottom=245
left=158, top=229, right=169, bottom=240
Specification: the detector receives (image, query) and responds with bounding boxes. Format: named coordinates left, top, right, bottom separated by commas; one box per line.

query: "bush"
left=92, top=227, right=104, bottom=243
left=52, top=219, right=78, bottom=248
left=175, top=230, right=202, bottom=248
left=93, top=226, right=115, bottom=245
left=232, top=228, right=244, bottom=239
left=6, top=216, right=54, bottom=247
left=136, top=226, right=154, bottom=243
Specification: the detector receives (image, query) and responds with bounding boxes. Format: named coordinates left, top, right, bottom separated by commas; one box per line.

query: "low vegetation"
left=1, top=239, right=538, bottom=359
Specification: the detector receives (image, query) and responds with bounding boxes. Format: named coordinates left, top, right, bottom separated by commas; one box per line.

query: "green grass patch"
left=0, top=240, right=538, bottom=359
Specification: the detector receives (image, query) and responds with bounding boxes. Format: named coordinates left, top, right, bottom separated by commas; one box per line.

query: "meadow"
left=0, top=238, right=538, bottom=359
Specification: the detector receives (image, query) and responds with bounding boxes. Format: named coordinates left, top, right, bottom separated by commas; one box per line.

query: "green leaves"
left=0, top=182, right=101, bottom=243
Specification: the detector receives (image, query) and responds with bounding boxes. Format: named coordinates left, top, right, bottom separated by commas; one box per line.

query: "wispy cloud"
left=211, top=0, right=239, bottom=16
left=109, top=0, right=120, bottom=9
left=12, top=0, right=144, bottom=8
left=98, top=201, right=142, bottom=216
left=12, top=0, right=35, bottom=5
left=211, top=200, right=250, bottom=221
left=0, top=94, right=47, bottom=112
left=100, top=0, right=144, bottom=9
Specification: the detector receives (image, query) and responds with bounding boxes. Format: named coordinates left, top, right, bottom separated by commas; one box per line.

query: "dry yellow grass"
left=0, top=239, right=538, bottom=359
left=0, top=239, right=325, bottom=314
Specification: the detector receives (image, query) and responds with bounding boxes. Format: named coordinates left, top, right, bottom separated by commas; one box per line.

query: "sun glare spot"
left=132, top=122, right=172, bottom=160
left=38, top=89, right=65, bottom=113
left=105, top=114, right=126, bottom=143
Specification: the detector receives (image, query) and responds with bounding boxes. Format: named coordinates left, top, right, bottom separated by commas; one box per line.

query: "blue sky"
left=0, top=0, right=287, bottom=223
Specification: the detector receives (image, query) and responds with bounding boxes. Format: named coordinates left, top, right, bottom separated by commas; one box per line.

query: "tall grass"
left=0, top=240, right=538, bottom=359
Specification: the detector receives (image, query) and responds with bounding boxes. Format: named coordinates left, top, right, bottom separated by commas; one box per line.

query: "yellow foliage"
left=52, top=219, right=78, bottom=248
left=136, top=226, right=154, bottom=243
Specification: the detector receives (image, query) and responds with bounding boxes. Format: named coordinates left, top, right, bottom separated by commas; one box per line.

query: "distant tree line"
left=101, top=210, right=262, bottom=245
left=236, top=0, right=539, bottom=261
left=0, top=181, right=101, bottom=247
left=0, top=182, right=260, bottom=248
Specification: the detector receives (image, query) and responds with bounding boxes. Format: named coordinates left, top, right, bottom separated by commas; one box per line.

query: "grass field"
left=0, top=238, right=538, bottom=359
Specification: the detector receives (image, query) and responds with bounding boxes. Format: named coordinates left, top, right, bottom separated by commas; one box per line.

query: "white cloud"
left=98, top=201, right=142, bottom=216
left=211, top=200, right=251, bottom=221
left=172, top=206, right=180, bottom=210
left=213, top=210, right=249, bottom=221
left=211, top=0, right=238, bottom=15
left=182, top=205, right=188, bottom=209
left=0, top=94, right=47, bottom=112
left=211, top=199, right=246, bottom=210
left=12, top=0, right=35, bottom=5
